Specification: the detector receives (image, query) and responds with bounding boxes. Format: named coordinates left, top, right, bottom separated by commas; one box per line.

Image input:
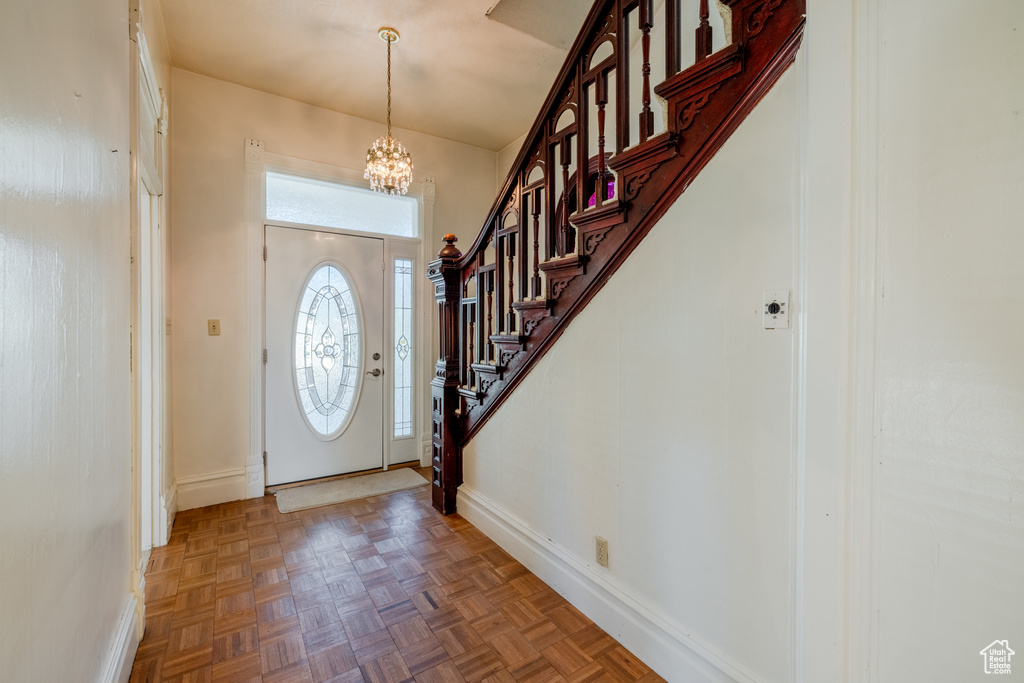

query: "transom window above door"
left=266, top=171, right=418, bottom=238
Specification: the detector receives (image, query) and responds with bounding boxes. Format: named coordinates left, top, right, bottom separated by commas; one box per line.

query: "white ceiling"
left=159, top=0, right=594, bottom=152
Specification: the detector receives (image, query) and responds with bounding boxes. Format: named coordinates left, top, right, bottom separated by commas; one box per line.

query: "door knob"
left=366, top=368, right=382, bottom=377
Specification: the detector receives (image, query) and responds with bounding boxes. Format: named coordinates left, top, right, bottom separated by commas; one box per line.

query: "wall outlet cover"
left=595, top=536, right=609, bottom=568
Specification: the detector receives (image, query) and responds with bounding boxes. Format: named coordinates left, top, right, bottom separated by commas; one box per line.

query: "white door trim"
left=129, top=7, right=168, bottom=646
left=847, top=0, right=884, bottom=680
left=244, top=141, right=434, bottom=496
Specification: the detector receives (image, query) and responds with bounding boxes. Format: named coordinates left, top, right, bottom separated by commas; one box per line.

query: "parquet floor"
left=130, top=470, right=664, bottom=682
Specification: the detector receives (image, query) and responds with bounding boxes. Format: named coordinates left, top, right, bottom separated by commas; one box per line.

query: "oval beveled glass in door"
left=294, top=263, right=362, bottom=439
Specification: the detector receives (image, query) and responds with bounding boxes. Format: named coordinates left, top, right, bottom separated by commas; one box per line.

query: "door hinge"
left=382, top=261, right=386, bottom=271
left=263, top=349, right=268, bottom=364
left=263, top=245, right=267, bottom=261
left=262, top=451, right=267, bottom=467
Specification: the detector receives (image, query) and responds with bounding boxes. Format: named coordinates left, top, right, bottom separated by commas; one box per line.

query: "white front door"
left=265, top=225, right=385, bottom=485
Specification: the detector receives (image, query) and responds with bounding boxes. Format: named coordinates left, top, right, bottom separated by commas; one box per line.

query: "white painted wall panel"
left=0, top=0, right=132, bottom=679
left=464, top=68, right=802, bottom=682
left=875, top=2, right=1024, bottom=680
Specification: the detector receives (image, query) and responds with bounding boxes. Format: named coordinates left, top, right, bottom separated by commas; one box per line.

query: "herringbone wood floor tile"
left=132, top=468, right=663, bottom=682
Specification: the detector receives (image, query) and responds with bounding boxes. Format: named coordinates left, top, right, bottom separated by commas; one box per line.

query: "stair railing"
left=428, top=0, right=806, bottom=514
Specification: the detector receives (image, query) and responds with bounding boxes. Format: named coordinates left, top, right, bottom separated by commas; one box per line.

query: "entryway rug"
left=275, top=468, right=428, bottom=513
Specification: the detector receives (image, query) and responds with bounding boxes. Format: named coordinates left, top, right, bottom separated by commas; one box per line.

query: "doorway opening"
left=261, top=167, right=427, bottom=489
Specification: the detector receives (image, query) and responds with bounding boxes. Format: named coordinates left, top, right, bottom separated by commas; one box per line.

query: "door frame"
left=129, top=15, right=169, bottom=640
left=244, top=143, right=434, bottom=496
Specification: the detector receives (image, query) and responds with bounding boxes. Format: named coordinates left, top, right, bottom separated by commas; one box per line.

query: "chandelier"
left=364, top=27, right=413, bottom=196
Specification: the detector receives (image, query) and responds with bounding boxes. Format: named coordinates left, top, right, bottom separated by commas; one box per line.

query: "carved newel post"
left=427, top=234, right=463, bottom=514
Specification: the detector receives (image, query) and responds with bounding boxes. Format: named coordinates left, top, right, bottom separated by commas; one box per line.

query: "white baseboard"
left=176, top=468, right=246, bottom=510
left=458, top=486, right=764, bottom=683
left=98, top=593, right=140, bottom=683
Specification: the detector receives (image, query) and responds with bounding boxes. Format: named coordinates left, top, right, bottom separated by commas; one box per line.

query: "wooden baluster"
left=545, top=136, right=556, bottom=263
left=460, top=304, right=468, bottom=386
left=596, top=72, right=609, bottom=203
left=666, top=0, right=681, bottom=78
left=461, top=279, right=470, bottom=387
left=469, top=266, right=478, bottom=386
left=531, top=193, right=542, bottom=298
left=518, top=192, right=530, bottom=303
left=639, top=0, right=654, bottom=142
left=485, top=271, right=494, bottom=362
left=617, top=2, right=630, bottom=152
left=468, top=306, right=476, bottom=387
left=560, top=139, right=571, bottom=256
left=507, top=234, right=517, bottom=332
left=478, top=254, right=487, bottom=369
left=495, top=232, right=505, bottom=338
left=696, top=0, right=712, bottom=62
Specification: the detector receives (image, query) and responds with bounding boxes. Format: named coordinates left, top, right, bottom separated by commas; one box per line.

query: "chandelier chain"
left=386, top=35, right=392, bottom=138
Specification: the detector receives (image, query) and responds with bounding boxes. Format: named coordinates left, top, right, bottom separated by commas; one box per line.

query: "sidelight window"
left=394, top=259, right=413, bottom=438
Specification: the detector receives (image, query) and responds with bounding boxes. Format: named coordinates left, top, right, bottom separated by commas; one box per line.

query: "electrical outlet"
left=208, top=319, right=221, bottom=336
left=595, top=536, right=609, bottom=568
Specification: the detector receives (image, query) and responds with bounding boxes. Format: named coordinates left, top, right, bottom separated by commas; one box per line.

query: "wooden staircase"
left=428, top=0, right=806, bottom=514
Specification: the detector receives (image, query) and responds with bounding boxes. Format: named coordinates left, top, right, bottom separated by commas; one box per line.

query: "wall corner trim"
left=163, top=481, right=178, bottom=542
left=458, top=486, right=766, bottom=683
left=99, top=593, right=140, bottom=683
left=245, top=454, right=265, bottom=499
left=245, top=137, right=267, bottom=500
left=420, top=436, right=432, bottom=467
left=421, top=177, right=436, bottom=206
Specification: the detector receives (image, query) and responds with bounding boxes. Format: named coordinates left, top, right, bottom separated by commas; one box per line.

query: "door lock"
left=372, top=352, right=381, bottom=360
left=366, top=368, right=382, bottom=377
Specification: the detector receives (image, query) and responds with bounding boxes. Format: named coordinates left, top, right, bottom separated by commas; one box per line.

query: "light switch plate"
left=762, top=290, right=790, bottom=329
left=208, top=319, right=221, bottom=336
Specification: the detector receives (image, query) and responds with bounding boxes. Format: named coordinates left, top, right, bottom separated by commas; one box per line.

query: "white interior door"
left=265, top=225, right=385, bottom=485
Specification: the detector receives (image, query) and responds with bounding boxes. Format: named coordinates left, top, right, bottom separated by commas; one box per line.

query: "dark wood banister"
left=427, top=0, right=806, bottom=514
left=454, top=0, right=620, bottom=268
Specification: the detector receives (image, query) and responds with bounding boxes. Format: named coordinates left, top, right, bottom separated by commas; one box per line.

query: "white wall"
left=170, top=70, right=498, bottom=508
left=0, top=0, right=135, bottom=680
left=496, top=133, right=528, bottom=195
left=462, top=66, right=803, bottom=682
left=872, top=1, right=1024, bottom=680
